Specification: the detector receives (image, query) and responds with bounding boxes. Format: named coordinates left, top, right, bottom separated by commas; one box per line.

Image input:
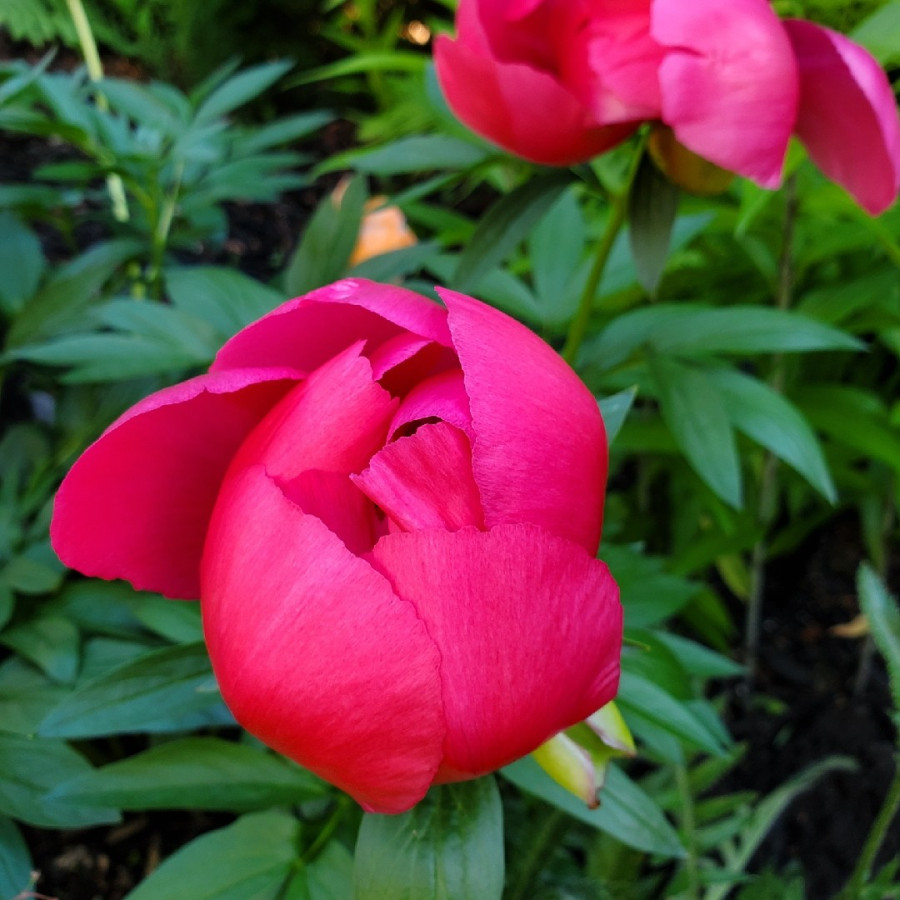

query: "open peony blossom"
left=51, top=279, right=622, bottom=814
left=435, top=0, right=900, bottom=214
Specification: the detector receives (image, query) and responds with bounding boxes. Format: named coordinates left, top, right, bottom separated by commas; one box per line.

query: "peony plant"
left=51, top=278, right=622, bottom=814
left=435, top=0, right=900, bottom=214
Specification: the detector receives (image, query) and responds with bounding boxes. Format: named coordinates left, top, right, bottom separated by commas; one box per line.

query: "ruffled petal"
left=785, top=19, right=900, bottom=215
left=229, top=343, right=397, bottom=481
left=202, top=465, right=445, bottom=813
left=51, top=367, right=302, bottom=599
left=369, top=524, right=622, bottom=778
left=211, top=279, right=452, bottom=374
left=653, top=0, right=798, bottom=188
left=435, top=9, right=635, bottom=166
left=439, top=288, right=607, bottom=553
left=353, top=422, right=484, bottom=531
left=388, top=369, right=472, bottom=438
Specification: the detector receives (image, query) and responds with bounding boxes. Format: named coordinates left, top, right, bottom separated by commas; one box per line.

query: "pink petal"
left=439, top=288, right=607, bottom=553
left=202, top=464, right=445, bottom=813
left=653, top=0, right=799, bottom=188
left=281, top=470, right=381, bottom=555
left=388, top=369, right=472, bottom=439
left=785, top=19, right=900, bottom=215
left=352, top=423, right=484, bottom=532
left=435, top=15, right=635, bottom=166
left=369, top=333, right=459, bottom=398
left=369, top=524, right=622, bottom=778
left=50, top=368, right=302, bottom=599
left=228, top=343, right=397, bottom=482
left=212, top=279, right=452, bottom=374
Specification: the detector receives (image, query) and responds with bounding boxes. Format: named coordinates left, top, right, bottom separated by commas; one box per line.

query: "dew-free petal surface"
left=51, top=368, right=302, bottom=599
left=388, top=369, right=471, bottom=438
left=353, top=422, right=484, bottom=532
left=785, top=19, right=900, bottom=215
left=202, top=465, right=445, bottom=813
left=212, top=279, right=452, bottom=373
left=439, top=288, right=607, bottom=552
left=653, top=0, right=798, bottom=188
left=370, top=524, right=621, bottom=778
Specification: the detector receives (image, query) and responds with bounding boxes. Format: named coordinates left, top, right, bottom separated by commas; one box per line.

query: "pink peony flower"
left=435, top=0, right=900, bottom=214
left=51, top=279, right=622, bottom=814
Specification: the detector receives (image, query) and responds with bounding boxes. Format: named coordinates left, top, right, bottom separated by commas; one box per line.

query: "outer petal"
left=785, top=19, right=900, bottom=215
left=369, top=524, right=622, bottom=778
left=435, top=5, right=635, bottom=166
left=202, top=465, right=445, bottom=813
left=653, top=0, right=799, bottom=188
left=439, top=288, right=607, bottom=553
left=353, top=422, right=484, bottom=532
left=51, top=367, right=302, bottom=599
left=212, top=279, right=452, bottom=374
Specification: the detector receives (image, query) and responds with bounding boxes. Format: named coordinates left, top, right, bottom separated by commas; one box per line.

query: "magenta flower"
left=435, top=0, right=900, bottom=214
left=51, top=279, right=622, bottom=814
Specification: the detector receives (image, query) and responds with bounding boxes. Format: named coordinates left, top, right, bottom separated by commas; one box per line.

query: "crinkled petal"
left=212, top=278, right=452, bottom=373
left=353, top=423, right=484, bottom=532
left=388, top=369, right=472, bottom=438
left=229, top=343, right=397, bottom=481
left=785, top=19, right=900, bottom=215
left=51, top=367, right=302, bottom=599
left=202, top=465, right=445, bottom=813
left=439, top=288, right=607, bottom=553
left=369, top=524, right=622, bottom=778
left=435, top=12, right=635, bottom=166
left=653, top=0, right=798, bottom=188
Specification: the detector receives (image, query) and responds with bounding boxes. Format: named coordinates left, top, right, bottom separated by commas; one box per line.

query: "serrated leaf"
left=354, top=777, right=503, bottom=900
left=39, top=642, right=225, bottom=738
left=0, top=733, right=119, bottom=828
left=53, top=738, right=325, bottom=811
left=502, top=757, right=685, bottom=857
left=627, top=153, right=679, bottom=295
left=649, top=355, right=742, bottom=508
left=125, top=810, right=299, bottom=900
left=857, top=563, right=900, bottom=717
left=453, top=171, right=572, bottom=293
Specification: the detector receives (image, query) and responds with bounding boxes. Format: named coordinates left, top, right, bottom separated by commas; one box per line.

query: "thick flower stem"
left=64, top=0, right=129, bottom=223
left=562, top=141, right=646, bottom=365
left=675, top=764, right=701, bottom=900
left=840, top=755, right=900, bottom=899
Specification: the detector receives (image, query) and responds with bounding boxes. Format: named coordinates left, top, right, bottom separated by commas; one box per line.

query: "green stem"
left=147, top=161, right=184, bottom=299
left=298, top=796, right=350, bottom=866
left=507, top=809, right=568, bottom=900
left=64, top=0, right=129, bottom=223
left=840, top=755, right=900, bottom=899
left=675, top=765, right=701, bottom=900
left=561, top=140, right=646, bottom=364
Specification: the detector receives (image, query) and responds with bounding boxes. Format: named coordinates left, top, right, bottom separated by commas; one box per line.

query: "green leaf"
left=617, top=671, right=728, bottom=755
left=330, top=135, right=488, bottom=176
left=195, top=60, right=293, bottom=123
left=707, top=367, right=836, bottom=503
left=2, top=553, right=63, bottom=594
left=0, top=817, right=32, bottom=900
left=627, top=154, right=680, bottom=295
left=166, top=265, right=285, bottom=341
left=453, top=171, right=572, bottom=293
left=354, top=777, right=504, bottom=900
left=0, top=657, right=68, bottom=735
left=853, top=1, right=900, bottom=64
left=130, top=594, right=203, bottom=644
left=53, top=738, right=325, bottom=812
left=502, top=757, right=685, bottom=857
left=649, top=355, right=742, bottom=508
left=125, top=810, right=299, bottom=900
left=591, top=304, right=863, bottom=371
left=39, top=642, right=226, bottom=738
left=653, top=632, right=744, bottom=679
left=239, top=111, right=334, bottom=154
left=598, top=386, right=637, bottom=445
left=857, top=563, right=900, bottom=718
left=0, top=733, right=119, bottom=828
left=0, top=615, right=80, bottom=684
left=283, top=174, right=367, bottom=297
left=284, top=842, right=353, bottom=900
left=0, top=212, right=45, bottom=315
